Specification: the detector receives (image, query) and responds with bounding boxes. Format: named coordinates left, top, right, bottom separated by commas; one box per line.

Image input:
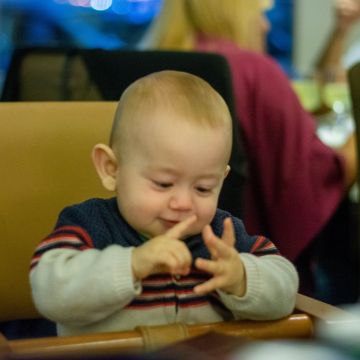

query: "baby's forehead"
left=111, top=71, right=233, bottom=149
left=125, top=103, right=230, bottom=128
left=123, top=116, right=231, bottom=150
left=114, top=103, right=231, bottom=147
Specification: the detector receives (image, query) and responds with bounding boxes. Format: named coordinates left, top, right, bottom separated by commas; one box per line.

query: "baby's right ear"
left=91, top=144, right=118, bottom=192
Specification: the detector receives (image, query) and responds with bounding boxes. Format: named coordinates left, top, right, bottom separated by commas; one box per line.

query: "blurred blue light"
left=111, top=0, right=129, bottom=15
left=68, top=0, right=90, bottom=6
left=53, top=0, right=162, bottom=23
left=90, top=0, right=112, bottom=11
left=112, top=0, right=162, bottom=24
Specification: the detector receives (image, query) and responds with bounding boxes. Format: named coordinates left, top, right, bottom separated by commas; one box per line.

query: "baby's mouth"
left=160, top=219, right=180, bottom=229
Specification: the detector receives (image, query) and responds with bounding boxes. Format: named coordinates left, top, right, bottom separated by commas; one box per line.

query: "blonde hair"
left=141, top=0, right=267, bottom=52
left=260, top=0, right=274, bottom=11
left=110, top=70, right=232, bottom=158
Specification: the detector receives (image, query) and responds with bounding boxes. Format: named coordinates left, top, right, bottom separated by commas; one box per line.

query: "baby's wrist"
left=224, top=259, right=246, bottom=297
left=222, top=276, right=246, bottom=297
left=131, top=247, right=143, bottom=281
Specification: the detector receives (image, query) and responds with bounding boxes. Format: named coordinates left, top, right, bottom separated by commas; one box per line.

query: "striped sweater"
left=30, top=198, right=298, bottom=336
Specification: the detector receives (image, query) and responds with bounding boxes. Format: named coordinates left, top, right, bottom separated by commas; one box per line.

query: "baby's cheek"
left=197, top=202, right=218, bottom=228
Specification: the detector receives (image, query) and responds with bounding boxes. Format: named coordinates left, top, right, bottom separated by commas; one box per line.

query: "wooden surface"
left=2, top=294, right=352, bottom=359
left=6, top=314, right=312, bottom=359
left=0, top=333, right=11, bottom=360
left=152, top=331, right=248, bottom=360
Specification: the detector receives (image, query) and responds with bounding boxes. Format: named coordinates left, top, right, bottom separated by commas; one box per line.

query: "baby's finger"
left=193, top=277, right=222, bottom=295
left=195, top=257, right=221, bottom=275
left=166, top=215, right=197, bottom=240
left=164, top=257, right=180, bottom=273
left=222, top=217, right=235, bottom=247
left=202, top=225, right=219, bottom=259
left=167, top=244, right=192, bottom=270
left=160, top=257, right=186, bottom=275
left=207, top=236, right=234, bottom=260
left=172, top=265, right=191, bottom=276
left=174, top=246, right=192, bottom=269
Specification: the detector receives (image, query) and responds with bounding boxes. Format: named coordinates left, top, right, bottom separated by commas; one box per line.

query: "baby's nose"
left=169, top=189, right=193, bottom=211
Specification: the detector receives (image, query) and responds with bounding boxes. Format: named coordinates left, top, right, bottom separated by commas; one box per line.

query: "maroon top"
left=197, top=35, right=345, bottom=261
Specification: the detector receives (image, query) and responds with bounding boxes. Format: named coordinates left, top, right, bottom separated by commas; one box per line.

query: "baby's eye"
left=196, top=186, right=212, bottom=194
left=153, top=180, right=172, bottom=189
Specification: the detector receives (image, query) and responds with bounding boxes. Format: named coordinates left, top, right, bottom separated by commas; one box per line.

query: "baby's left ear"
left=91, top=144, right=118, bottom=192
left=224, top=165, right=231, bottom=178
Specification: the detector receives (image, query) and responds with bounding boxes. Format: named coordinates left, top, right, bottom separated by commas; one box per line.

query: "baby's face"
left=114, top=112, right=230, bottom=239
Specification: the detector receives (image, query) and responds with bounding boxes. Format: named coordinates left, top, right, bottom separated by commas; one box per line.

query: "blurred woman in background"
left=140, top=0, right=358, bottom=302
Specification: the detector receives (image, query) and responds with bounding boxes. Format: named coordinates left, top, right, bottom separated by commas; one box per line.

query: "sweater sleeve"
left=30, top=245, right=141, bottom=327
left=217, top=253, right=299, bottom=320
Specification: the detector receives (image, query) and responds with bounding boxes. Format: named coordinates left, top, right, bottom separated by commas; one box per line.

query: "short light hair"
left=141, top=0, right=267, bottom=51
left=110, top=70, right=232, bottom=160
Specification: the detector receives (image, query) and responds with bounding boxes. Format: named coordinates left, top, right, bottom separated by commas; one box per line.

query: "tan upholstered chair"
left=0, top=102, right=116, bottom=322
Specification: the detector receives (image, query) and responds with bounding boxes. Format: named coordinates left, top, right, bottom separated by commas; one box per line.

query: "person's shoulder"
left=211, top=208, right=246, bottom=234
left=202, top=37, right=278, bottom=67
left=226, top=47, right=286, bottom=79
left=197, top=36, right=287, bottom=82
left=62, top=197, right=116, bottom=212
left=57, top=197, right=118, bottom=223
left=54, top=198, right=121, bottom=240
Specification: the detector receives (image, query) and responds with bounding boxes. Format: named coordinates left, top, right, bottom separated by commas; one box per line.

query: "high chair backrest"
left=0, top=50, right=247, bottom=323
left=1, top=48, right=247, bottom=218
left=0, top=102, right=116, bottom=321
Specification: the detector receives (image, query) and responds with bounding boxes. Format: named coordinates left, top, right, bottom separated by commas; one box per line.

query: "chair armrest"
left=8, top=314, right=313, bottom=359
left=0, top=332, right=11, bottom=360
left=295, top=293, right=351, bottom=321
left=6, top=293, right=349, bottom=359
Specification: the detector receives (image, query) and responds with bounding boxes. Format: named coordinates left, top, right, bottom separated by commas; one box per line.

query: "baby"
left=30, top=70, right=298, bottom=336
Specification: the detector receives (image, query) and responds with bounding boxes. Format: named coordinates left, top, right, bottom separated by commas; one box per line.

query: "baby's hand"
left=194, top=218, right=246, bottom=297
left=132, top=216, right=196, bottom=280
